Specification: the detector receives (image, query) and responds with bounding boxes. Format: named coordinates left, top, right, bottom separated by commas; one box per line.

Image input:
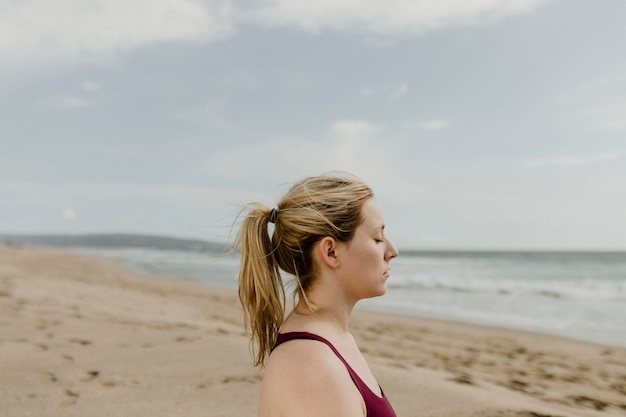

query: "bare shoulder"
left=259, top=339, right=364, bottom=417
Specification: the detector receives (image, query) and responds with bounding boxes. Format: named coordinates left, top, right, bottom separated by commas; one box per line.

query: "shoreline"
left=355, top=303, right=626, bottom=351
left=1, top=246, right=625, bottom=417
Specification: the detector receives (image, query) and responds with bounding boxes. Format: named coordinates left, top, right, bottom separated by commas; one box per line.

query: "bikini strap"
left=273, top=332, right=347, bottom=365
left=272, top=332, right=376, bottom=394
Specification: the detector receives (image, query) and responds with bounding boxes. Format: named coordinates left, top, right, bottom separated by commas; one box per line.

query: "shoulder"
left=259, top=338, right=365, bottom=417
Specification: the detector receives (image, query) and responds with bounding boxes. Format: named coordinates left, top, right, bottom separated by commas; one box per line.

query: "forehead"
left=359, top=198, right=384, bottom=228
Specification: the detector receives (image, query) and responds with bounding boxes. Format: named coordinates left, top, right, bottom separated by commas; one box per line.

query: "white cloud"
left=246, top=0, right=552, bottom=38
left=39, top=94, right=91, bottom=109
left=62, top=208, right=77, bottom=221
left=360, top=87, right=374, bottom=97
left=204, top=121, right=421, bottom=205
left=564, top=75, right=626, bottom=133
left=0, top=0, right=234, bottom=72
left=390, top=82, right=409, bottom=99
left=597, top=103, right=626, bottom=132
left=81, top=80, right=101, bottom=93
left=0, top=180, right=265, bottom=209
left=204, top=135, right=376, bottom=186
left=39, top=80, right=102, bottom=109
left=102, top=183, right=267, bottom=208
left=1, top=0, right=554, bottom=73
left=417, top=119, right=448, bottom=130
left=524, top=151, right=620, bottom=168
left=329, top=119, right=381, bottom=140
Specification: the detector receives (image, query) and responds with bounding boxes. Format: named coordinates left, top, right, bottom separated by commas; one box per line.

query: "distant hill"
left=0, top=233, right=228, bottom=253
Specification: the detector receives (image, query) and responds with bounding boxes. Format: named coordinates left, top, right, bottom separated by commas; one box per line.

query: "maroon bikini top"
left=273, top=332, right=397, bottom=417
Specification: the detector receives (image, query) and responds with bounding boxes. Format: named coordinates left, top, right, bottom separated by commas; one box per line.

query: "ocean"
left=69, top=245, right=626, bottom=349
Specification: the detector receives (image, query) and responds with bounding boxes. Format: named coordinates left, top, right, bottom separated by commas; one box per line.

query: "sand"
left=1, top=246, right=625, bottom=417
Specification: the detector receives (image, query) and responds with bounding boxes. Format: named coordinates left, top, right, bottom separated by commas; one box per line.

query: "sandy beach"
left=1, top=246, right=625, bottom=417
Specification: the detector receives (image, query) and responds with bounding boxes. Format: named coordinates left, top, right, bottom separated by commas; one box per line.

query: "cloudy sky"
left=2, top=0, right=625, bottom=250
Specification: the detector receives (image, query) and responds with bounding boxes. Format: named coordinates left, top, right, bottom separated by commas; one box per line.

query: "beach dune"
left=1, top=247, right=624, bottom=417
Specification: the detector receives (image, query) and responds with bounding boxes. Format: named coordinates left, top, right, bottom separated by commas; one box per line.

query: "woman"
left=236, top=173, right=399, bottom=417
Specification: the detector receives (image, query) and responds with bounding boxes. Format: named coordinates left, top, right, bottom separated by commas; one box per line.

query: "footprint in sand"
left=34, top=342, right=49, bottom=351
left=58, top=389, right=79, bottom=407
left=68, top=338, right=92, bottom=346
left=473, top=411, right=564, bottom=417
left=36, top=371, right=58, bottom=383
left=505, top=379, right=530, bottom=393
left=568, top=395, right=609, bottom=411
left=78, top=370, right=100, bottom=383
left=221, top=374, right=263, bottom=384
left=449, top=373, right=475, bottom=385
left=195, top=374, right=262, bottom=390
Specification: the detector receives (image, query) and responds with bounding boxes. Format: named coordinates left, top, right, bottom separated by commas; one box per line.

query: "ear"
left=316, top=236, right=340, bottom=269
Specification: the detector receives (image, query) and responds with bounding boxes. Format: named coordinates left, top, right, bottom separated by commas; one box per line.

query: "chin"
left=372, top=285, right=388, bottom=298
left=358, top=281, right=388, bottom=300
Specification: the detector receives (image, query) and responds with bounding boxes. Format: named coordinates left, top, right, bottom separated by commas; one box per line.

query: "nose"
left=385, top=238, right=399, bottom=260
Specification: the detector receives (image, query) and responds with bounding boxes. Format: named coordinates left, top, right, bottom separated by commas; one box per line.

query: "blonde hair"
left=235, top=173, right=373, bottom=367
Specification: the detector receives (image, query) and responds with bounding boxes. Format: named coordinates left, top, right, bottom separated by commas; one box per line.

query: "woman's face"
left=335, top=198, right=399, bottom=301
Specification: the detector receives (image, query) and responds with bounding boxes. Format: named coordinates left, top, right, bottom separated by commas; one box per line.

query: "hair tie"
left=269, top=208, right=278, bottom=224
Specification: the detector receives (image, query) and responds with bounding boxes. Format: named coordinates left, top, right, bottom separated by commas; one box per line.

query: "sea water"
left=74, top=247, right=626, bottom=348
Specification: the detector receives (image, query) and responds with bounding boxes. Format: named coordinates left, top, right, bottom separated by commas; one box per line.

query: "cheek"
left=355, top=247, right=378, bottom=267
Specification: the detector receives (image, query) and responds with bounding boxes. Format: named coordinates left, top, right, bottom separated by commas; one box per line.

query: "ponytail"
left=235, top=173, right=373, bottom=367
left=235, top=203, right=285, bottom=367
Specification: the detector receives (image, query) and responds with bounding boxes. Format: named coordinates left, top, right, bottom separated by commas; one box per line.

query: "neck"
left=294, top=292, right=356, bottom=334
